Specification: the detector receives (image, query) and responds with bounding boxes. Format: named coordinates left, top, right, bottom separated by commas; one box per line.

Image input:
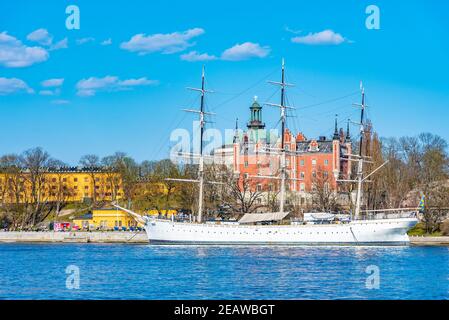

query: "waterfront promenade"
left=1, top=231, right=449, bottom=245
left=0, top=231, right=147, bottom=243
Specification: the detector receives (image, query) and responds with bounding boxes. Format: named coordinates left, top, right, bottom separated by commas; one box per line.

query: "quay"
left=0, top=231, right=148, bottom=243
left=0, top=232, right=449, bottom=245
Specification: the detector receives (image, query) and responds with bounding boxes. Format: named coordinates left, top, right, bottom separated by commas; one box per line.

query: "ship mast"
left=266, top=59, right=294, bottom=214
left=354, top=83, right=366, bottom=219
left=182, top=66, right=213, bottom=223
left=337, top=83, right=390, bottom=219
left=279, top=60, right=287, bottom=214
left=197, top=67, right=206, bottom=223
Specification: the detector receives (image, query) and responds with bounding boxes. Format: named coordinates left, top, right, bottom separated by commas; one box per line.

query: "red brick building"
left=213, top=97, right=352, bottom=195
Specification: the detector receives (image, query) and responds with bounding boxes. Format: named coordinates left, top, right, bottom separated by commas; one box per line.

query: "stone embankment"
left=0, top=231, right=148, bottom=243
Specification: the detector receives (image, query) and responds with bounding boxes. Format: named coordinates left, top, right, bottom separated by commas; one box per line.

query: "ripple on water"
left=0, top=243, right=448, bottom=299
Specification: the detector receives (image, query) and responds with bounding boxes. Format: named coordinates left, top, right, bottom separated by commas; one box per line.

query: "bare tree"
left=105, top=152, right=139, bottom=208
left=79, top=154, right=101, bottom=203
left=422, top=184, right=449, bottom=233
left=51, top=171, right=75, bottom=217
left=20, top=147, right=60, bottom=227
left=0, top=154, right=29, bottom=229
left=311, top=166, right=338, bottom=212
left=222, top=168, right=264, bottom=214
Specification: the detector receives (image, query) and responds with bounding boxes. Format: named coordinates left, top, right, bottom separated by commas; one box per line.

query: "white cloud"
left=76, top=37, right=95, bottom=45
left=0, top=32, right=49, bottom=67
left=41, top=78, right=64, bottom=87
left=0, top=77, right=34, bottom=95
left=76, top=76, right=157, bottom=97
left=119, top=78, right=157, bottom=86
left=120, top=28, right=205, bottom=55
left=221, top=42, right=270, bottom=61
left=27, top=28, right=53, bottom=46
left=39, top=89, right=57, bottom=96
left=50, top=38, right=68, bottom=51
left=51, top=99, right=69, bottom=105
left=291, top=29, right=346, bottom=45
left=284, top=26, right=302, bottom=35
left=27, top=29, right=67, bottom=51
left=180, top=51, right=217, bottom=62
left=101, top=38, right=112, bottom=46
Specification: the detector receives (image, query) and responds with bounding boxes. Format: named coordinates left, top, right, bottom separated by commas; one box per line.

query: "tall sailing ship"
left=115, top=60, right=418, bottom=245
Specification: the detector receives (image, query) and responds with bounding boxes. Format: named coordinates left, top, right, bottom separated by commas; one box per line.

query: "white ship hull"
left=144, top=217, right=418, bottom=245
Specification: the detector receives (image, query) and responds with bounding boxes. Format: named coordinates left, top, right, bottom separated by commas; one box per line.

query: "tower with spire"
left=247, top=96, right=265, bottom=130
left=333, top=114, right=340, bottom=140
left=345, top=119, right=351, bottom=142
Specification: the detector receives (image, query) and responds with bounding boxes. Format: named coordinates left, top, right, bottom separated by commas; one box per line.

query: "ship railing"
left=356, top=209, right=417, bottom=221
left=291, top=209, right=417, bottom=224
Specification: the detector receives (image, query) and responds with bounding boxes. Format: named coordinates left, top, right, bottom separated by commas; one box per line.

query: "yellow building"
left=0, top=167, right=124, bottom=204
left=72, top=208, right=178, bottom=230
left=72, top=208, right=143, bottom=230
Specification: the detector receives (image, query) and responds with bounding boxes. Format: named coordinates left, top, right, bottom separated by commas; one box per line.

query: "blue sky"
left=1, top=0, right=448, bottom=164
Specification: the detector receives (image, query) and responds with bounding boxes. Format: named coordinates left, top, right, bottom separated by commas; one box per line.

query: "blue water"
left=0, top=244, right=448, bottom=300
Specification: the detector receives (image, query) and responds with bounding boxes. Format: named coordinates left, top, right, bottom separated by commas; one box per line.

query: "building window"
left=84, top=177, right=89, bottom=182
left=84, top=186, right=89, bottom=190
left=323, top=171, right=329, bottom=178
left=324, top=159, right=329, bottom=166
left=244, top=161, right=248, bottom=168
left=312, top=171, right=316, bottom=178
left=312, top=159, right=317, bottom=166
left=300, top=172, right=305, bottom=179
left=257, top=184, right=262, bottom=192
left=52, top=178, right=56, bottom=182
left=74, top=178, right=78, bottom=182
left=300, top=159, right=305, bottom=166
left=300, top=183, right=305, bottom=192
left=62, top=178, right=67, bottom=182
